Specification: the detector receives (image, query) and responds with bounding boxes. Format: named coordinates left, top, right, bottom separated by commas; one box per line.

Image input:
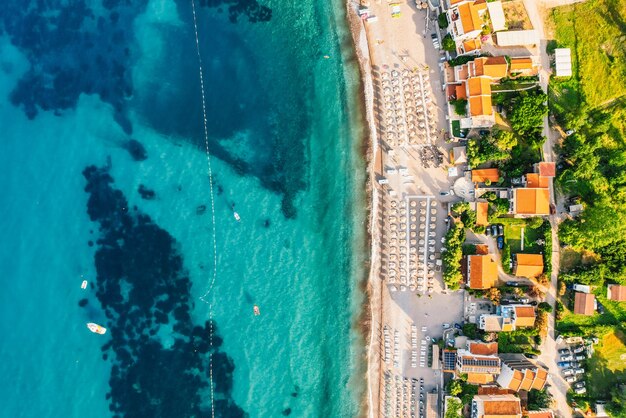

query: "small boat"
left=81, top=280, right=88, bottom=289
left=323, top=55, right=330, bottom=59
left=87, top=323, right=107, bottom=335
left=253, top=305, right=260, bottom=316
left=233, top=212, right=241, bottom=222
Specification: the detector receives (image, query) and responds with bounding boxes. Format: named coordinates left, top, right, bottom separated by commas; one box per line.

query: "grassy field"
left=587, top=331, right=626, bottom=399
left=548, top=0, right=626, bottom=109
left=498, top=218, right=543, bottom=253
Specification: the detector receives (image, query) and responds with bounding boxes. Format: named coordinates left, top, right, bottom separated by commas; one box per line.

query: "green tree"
left=507, top=90, right=548, bottom=133
left=438, top=13, right=449, bottom=29
left=538, top=302, right=553, bottom=313
left=462, top=323, right=479, bottom=339
left=442, top=34, right=456, bottom=52
left=445, top=397, right=462, bottom=418
left=528, top=388, right=553, bottom=410
left=607, top=385, right=626, bottom=417
left=447, top=379, right=463, bottom=396
left=501, top=243, right=512, bottom=273
left=450, top=99, right=467, bottom=116
left=527, top=217, right=544, bottom=229
left=494, top=130, right=517, bottom=150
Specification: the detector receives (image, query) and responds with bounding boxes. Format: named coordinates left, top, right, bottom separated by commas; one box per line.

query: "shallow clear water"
left=0, top=0, right=366, bottom=417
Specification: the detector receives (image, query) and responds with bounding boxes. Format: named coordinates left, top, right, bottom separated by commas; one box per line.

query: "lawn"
left=498, top=218, right=544, bottom=253
left=587, top=331, right=626, bottom=399
left=548, top=0, right=626, bottom=109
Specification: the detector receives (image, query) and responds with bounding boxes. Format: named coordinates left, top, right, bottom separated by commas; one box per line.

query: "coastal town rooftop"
left=514, top=254, right=544, bottom=278
left=574, top=292, right=596, bottom=315
left=607, top=284, right=626, bottom=302
left=467, top=254, right=498, bottom=289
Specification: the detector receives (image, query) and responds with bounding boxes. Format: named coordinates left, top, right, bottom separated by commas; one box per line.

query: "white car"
left=442, top=323, right=450, bottom=329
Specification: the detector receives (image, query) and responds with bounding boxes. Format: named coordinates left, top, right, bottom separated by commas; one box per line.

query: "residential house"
left=456, top=341, right=501, bottom=384
left=527, top=412, right=554, bottom=418
left=472, top=56, right=509, bottom=79
left=511, top=171, right=551, bottom=216
left=451, top=146, right=468, bottom=165
left=479, top=305, right=536, bottom=332
left=446, top=1, right=488, bottom=43
left=467, top=254, right=498, bottom=289
left=509, top=57, right=539, bottom=75
left=574, top=292, right=595, bottom=315
left=535, top=162, right=556, bottom=178
left=471, top=394, right=522, bottom=418
left=474, top=201, right=489, bottom=226
left=497, top=354, right=548, bottom=392
left=608, top=284, right=626, bottom=302
left=472, top=168, right=500, bottom=184
left=514, top=254, right=543, bottom=278
left=467, top=77, right=495, bottom=127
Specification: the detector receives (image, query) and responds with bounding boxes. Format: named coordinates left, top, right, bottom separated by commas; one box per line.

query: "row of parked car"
left=485, top=224, right=505, bottom=249
left=557, top=345, right=588, bottom=394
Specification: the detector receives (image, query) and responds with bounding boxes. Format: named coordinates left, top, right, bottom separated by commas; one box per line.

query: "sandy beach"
left=346, top=1, right=459, bottom=416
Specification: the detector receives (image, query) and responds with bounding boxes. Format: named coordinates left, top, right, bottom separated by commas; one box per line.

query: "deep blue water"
left=0, top=0, right=366, bottom=417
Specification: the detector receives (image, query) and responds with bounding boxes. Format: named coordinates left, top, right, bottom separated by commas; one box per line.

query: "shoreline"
left=344, top=2, right=382, bottom=417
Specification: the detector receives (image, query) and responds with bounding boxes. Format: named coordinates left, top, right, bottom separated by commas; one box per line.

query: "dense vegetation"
left=550, top=0, right=626, bottom=412
left=442, top=221, right=465, bottom=290
left=444, top=397, right=462, bottom=418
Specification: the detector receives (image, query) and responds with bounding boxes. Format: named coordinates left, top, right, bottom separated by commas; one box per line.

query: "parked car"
left=573, top=346, right=585, bottom=353
left=439, top=191, right=450, bottom=196
left=485, top=227, right=492, bottom=236
left=574, top=382, right=586, bottom=389
left=574, top=387, right=587, bottom=394
left=565, top=129, right=575, bottom=136
left=525, top=353, right=538, bottom=359
left=561, top=368, right=574, bottom=376
left=556, top=335, right=564, bottom=344
left=497, top=236, right=504, bottom=249
left=529, top=300, right=538, bottom=306
left=500, top=299, right=511, bottom=305
left=442, top=323, right=450, bottom=329
left=574, top=368, right=585, bottom=375
left=431, top=33, right=440, bottom=48
left=564, top=375, right=576, bottom=383
left=491, top=225, right=498, bottom=236
left=506, top=281, right=528, bottom=287
left=519, top=297, right=530, bottom=304
left=498, top=224, right=504, bottom=236
left=454, top=323, right=462, bottom=330
left=561, top=354, right=574, bottom=361
left=597, top=303, right=605, bottom=314
left=575, top=354, right=586, bottom=361
left=558, top=348, right=571, bottom=355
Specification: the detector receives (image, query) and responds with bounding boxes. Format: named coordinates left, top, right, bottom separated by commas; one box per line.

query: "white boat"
left=253, top=305, right=260, bottom=316
left=87, top=323, right=107, bottom=335
left=81, top=280, right=88, bottom=289
left=233, top=212, right=241, bottom=222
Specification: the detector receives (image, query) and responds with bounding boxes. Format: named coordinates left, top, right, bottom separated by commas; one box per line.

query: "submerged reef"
left=82, top=164, right=246, bottom=418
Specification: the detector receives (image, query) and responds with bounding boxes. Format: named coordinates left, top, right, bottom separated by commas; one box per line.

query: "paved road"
left=523, top=1, right=571, bottom=415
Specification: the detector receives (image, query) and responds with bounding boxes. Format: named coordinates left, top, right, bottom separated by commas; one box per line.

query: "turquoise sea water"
left=0, top=1, right=366, bottom=417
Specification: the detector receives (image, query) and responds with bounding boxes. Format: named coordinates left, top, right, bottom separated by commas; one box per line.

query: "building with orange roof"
left=514, top=254, right=544, bottom=278
left=479, top=305, right=536, bottom=331
left=456, top=341, right=501, bottom=383
left=527, top=411, right=554, bottom=418
left=526, top=173, right=550, bottom=188
left=509, top=57, right=538, bottom=75
left=469, top=341, right=499, bottom=356
left=447, top=1, right=486, bottom=42
left=460, top=38, right=482, bottom=55
left=476, top=201, right=489, bottom=226
left=472, top=168, right=500, bottom=183
left=512, top=188, right=550, bottom=216
left=472, top=394, right=522, bottom=418
left=513, top=306, right=536, bottom=327
left=607, top=284, right=626, bottom=302
left=574, top=292, right=596, bottom=315
left=467, top=255, right=498, bottom=289
left=472, top=56, right=509, bottom=79
left=497, top=354, right=548, bottom=392
left=536, top=162, right=556, bottom=177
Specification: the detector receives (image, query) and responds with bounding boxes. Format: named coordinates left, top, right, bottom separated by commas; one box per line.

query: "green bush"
left=442, top=222, right=466, bottom=290
left=442, top=34, right=456, bottom=52
left=450, top=99, right=467, bottom=116
left=438, top=13, right=448, bottom=29
left=501, top=243, right=512, bottom=273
